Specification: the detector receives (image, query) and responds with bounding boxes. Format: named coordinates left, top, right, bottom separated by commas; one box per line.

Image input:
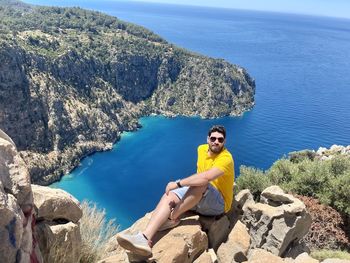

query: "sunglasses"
left=209, top=136, right=224, bottom=143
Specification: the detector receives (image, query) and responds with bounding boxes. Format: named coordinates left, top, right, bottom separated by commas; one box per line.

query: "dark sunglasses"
left=209, top=136, right=224, bottom=143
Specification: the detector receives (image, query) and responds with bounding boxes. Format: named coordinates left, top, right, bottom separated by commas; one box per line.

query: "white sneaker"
left=116, top=232, right=152, bottom=256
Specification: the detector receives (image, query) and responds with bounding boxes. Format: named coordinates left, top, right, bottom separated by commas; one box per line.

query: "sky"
left=132, top=0, right=350, bottom=19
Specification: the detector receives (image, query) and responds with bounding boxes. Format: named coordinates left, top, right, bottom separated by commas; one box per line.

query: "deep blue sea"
left=25, top=0, right=350, bottom=229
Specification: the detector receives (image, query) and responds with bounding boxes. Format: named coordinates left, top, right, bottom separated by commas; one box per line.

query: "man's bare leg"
left=143, top=192, right=180, bottom=240
left=170, top=184, right=207, bottom=220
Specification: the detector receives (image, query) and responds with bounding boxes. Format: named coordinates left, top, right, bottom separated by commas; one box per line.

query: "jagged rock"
left=194, top=248, right=218, bottom=263
left=31, top=184, right=82, bottom=223
left=217, top=220, right=251, bottom=263
left=227, top=189, right=254, bottom=226
left=36, top=221, right=81, bottom=263
left=294, top=252, right=319, bottom=263
left=0, top=129, right=43, bottom=263
left=200, top=215, right=230, bottom=250
left=241, top=186, right=312, bottom=256
left=283, top=241, right=310, bottom=259
left=247, top=248, right=284, bottom=263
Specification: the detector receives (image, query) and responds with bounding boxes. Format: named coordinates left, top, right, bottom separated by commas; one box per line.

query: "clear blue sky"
left=133, top=0, right=350, bottom=19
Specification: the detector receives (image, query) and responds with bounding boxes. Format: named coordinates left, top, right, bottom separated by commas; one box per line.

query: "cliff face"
left=0, top=0, right=255, bottom=184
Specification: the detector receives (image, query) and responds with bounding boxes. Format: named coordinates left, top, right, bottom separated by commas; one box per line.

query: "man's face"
left=207, top=131, right=225, bottom=154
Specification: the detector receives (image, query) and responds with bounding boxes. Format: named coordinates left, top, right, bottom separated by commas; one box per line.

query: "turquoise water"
left=25, top=1, right=350, bottom=228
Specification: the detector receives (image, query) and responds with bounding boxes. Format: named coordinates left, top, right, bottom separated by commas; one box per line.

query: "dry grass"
left=79, top=200, right=119, bottom=263
left=311, top=249, right=350, bottom=261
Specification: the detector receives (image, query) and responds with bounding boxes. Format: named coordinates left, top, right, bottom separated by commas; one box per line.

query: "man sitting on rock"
left=116, top=125, right=234, bottom=256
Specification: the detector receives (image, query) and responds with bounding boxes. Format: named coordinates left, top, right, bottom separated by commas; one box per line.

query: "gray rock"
left=217, top=220, right=251, bottom=263
left=241, top=186, right=311, bottom=256
left=0, top=129, right=42, bottom=263
left=36, top=221, right=81, bottom=263
left=32, top=184, right=82, bottom=223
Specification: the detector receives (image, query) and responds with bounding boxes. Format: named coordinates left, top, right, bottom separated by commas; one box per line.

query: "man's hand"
left=165, top=181, right=178, bottom=195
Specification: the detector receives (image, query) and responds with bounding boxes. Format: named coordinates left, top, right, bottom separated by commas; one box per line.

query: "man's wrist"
left=175, top=179, right=182, bottom=188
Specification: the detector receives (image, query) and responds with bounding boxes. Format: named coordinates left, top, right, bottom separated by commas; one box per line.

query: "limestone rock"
left=0, top=129, right=42, bottom=263
left=241, top=186, right=312, bottom=256
left=32, top=184, right=82, bottom=223
left=194, top=249, right=218, bottom=263
left=36, top=221, right=81, bottom=263
left=294, top=252, right=319, bottom=263
left=247, top=248, right=284, bottom=263
left=200, top=215, right=230, bottom=250
left=217, top=220, right=251, bottom=263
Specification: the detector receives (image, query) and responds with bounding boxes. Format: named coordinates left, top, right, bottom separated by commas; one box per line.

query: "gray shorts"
left=171, top=184, right=224, bottom=216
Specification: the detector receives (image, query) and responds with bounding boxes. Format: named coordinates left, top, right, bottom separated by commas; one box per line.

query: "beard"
left=209, top=143, right=224, bottom=154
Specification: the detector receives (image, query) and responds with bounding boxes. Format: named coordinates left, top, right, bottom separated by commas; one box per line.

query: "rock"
left=294, top=252, right=319, bottom=263
left=217, top=220, right=250, bottom=263
left=31, top=184, right=82, bottom=223
left=247, top=248, right=284, bottom=263
left=200, top=215, right=230, bottom=250
left=283, top=241, right=310, bottom=259
left=194, top=248, right=218, bottom=263
left=241, top=186, right=312, bottom=256
left=0, top=129, right=43, bottom=263
left=36, top=221, right=81, bottom=263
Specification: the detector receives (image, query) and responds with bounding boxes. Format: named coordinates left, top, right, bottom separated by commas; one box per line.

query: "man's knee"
left=161, top=192, right=180, bottom=205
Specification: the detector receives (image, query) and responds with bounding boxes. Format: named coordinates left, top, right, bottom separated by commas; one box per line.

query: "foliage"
left=236, top=153, right=350, bottom=216
left=297, top=195, right=349, bottom=251
left=79, top=200, right=119, bottom=263
left=235, top=166, right=271, bottom=200
left=311, top=249, right=350, bottom=261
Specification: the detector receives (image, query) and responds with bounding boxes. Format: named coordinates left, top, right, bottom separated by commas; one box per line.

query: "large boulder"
left=241, top=186, right=312, bottom=256
left=32, top=185, right=82, bottom=263
left=0, top=129, right=42, bottom=263
left=31, top=184, right=82, bottom=223
left=217, top=220, right=250, bottom=263
left=36, top=221, right=81, bottom=263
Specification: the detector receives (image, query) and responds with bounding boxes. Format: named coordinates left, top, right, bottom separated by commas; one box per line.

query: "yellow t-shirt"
left=197, top=144, right=234, bottom=213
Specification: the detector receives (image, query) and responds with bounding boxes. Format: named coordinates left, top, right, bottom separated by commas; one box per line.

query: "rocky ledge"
left=99, top=186, right=349, bottom=263
left=0, top=0, right=255, bottom=185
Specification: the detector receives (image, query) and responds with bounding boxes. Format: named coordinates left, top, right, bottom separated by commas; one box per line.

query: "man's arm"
left=165, top=167, right=223, bottom=195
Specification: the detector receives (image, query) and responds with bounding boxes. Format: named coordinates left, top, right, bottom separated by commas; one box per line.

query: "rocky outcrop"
left=100, top=186, right=318, bottom=263
left=316, top=145, right=350, bottom=160
left=241, top=185, right=312, bottom=256
left=0, top=128, right=42, bottom=262
left=0, top=129, right=82, bottom=263
left=0, top=0, right=256, bottom=185
left=32, top=184, right=82, bottom=263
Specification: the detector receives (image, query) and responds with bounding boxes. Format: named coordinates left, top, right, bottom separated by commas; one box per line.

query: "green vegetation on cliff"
left=0, top=0, right=255, bottom=184
left=236, top=150, right=350, bottom=216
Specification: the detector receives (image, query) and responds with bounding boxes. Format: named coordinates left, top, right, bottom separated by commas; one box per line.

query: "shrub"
left=79, top=200, right=119, bottom=263
left=311, top=249, right=350, bottom=261
left=297, top=195, right=349, bottom=251
left=236, top=166, right=271, bottom=200
left=289, top=150, right=316, bottom=163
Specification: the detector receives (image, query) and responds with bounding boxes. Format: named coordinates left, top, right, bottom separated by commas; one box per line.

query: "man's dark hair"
left=208, top=125, right=226, bottom=138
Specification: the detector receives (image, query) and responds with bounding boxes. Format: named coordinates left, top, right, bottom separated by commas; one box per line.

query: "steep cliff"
left=0, top=0, right=255, bottom=184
